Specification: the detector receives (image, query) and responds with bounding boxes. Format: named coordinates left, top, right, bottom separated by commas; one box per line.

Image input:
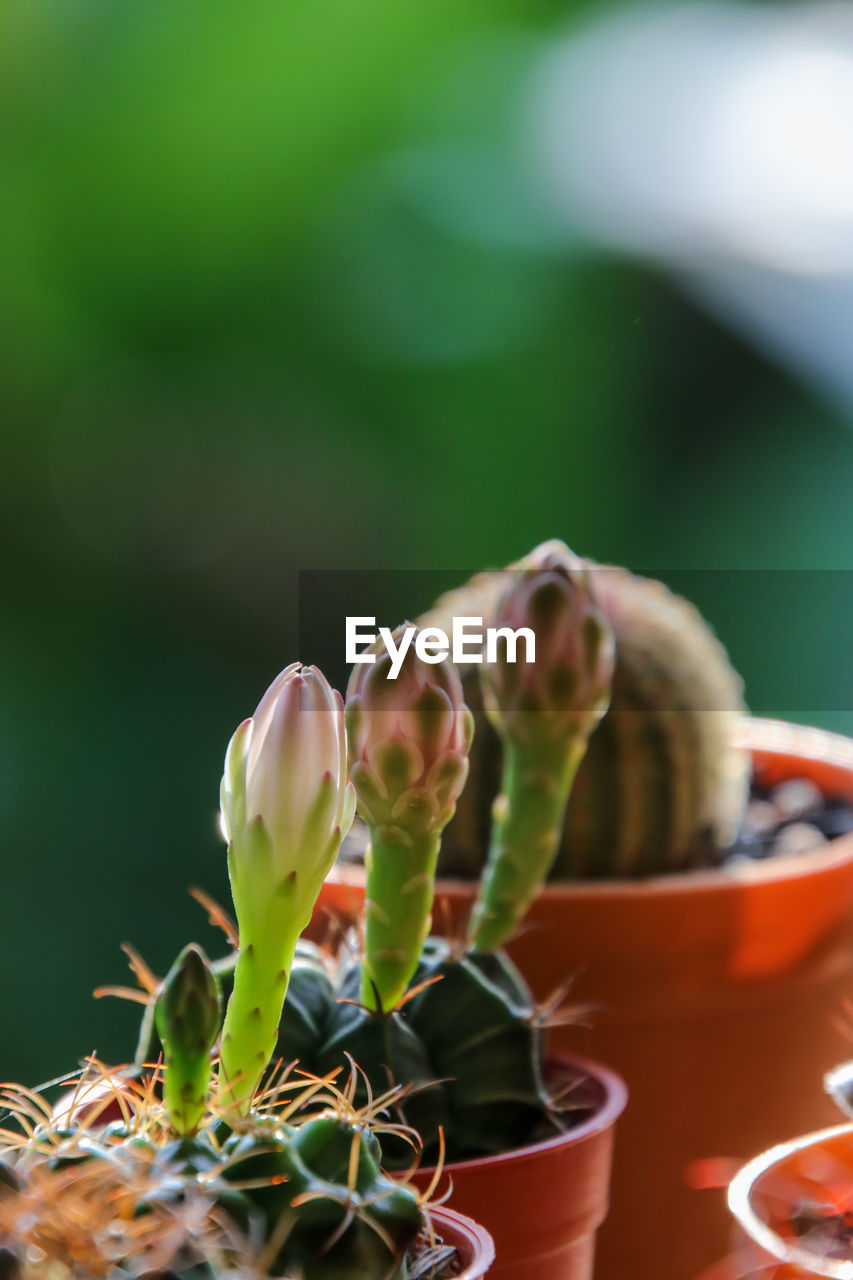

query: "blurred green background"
left=4, top=0, right=853, bottom=1083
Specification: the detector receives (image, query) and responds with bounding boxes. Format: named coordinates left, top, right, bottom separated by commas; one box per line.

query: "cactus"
left=264, top=627, right=560, bottom=1165
left=218, top=663, right=356, bottom=1115
left=345, top=628, right=473, bottom=1012
left=275, top=937, right=555, bottom=1167
left=131, top=918, right=555, bottom=1168
left=3, top=646, right=542, bottom=1280
left=219, top=1112, right=424, bottom=1278
left=420, top=547, right=749, bottom=878
left=155, top=943, right=221, bottom=1135
left=467, top=542, right=614, bottom=951
left=0, top=1063, right=428, bottom=1280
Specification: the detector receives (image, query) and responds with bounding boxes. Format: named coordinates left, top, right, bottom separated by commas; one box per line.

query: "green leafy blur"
left=3, top=0, right=853, bottom=1083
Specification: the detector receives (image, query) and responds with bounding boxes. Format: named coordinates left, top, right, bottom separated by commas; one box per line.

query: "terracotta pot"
left=315, top=718, right=853, bottom=1280
left=426, top=1206, right=496, bottom=1278
left=413, top=1054, right=626, bottom=1280
left=709, top=1123, right=853, bottom=1278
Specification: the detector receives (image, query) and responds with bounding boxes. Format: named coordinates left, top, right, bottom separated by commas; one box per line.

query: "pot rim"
left=728, top=1122, right=853, bottom=1280
left=331, top=717, right=853, bottom=900
left=427, top=1205, right=496, bottom=1277
left=420, top=1051, right=627, bottom=1176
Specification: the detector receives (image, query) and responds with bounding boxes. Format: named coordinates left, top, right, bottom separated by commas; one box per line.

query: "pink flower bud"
left=484, top=540, right=615, bottom=746
left=345, top=625, right=473, bottom=834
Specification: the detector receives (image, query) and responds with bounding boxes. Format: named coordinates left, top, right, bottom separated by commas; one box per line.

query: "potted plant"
left=316, top=540, right=853, bottom=1280
left=0, top=967, right=494, bottom=1280
left=121, top=600, right=627, bottom=1278
left=0, top=665, right=495, bottom=1280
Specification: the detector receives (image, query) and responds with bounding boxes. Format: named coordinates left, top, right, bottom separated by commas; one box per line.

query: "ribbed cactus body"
left=220, top=1119, right=423, bottom=1279
left=3, top=1098, right=423, bottom=1280
left=422, top=564, right=749, bottom=879
left=276, top=940, right=551, bottom=1166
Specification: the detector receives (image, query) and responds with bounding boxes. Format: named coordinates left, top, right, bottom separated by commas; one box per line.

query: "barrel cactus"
left=274, top=936, right=555, bottom=1168
left=0, top=1049, right=428, bottom=1280
left=420, top=543, right=749, bottom=878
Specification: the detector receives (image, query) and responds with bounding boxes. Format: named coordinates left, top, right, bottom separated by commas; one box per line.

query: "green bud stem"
left=361, top=827, right=441, bottom=1012
left=162, top=1045, right=213, bottom=1137
left=469, top=736, right=587, bottom=953
left=219, top=934, right=297, bottom=1116
left=218, top=841, right=308, bottom=1116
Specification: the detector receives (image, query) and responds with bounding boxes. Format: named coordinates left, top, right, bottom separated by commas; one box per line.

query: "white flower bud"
left=220, top=663, right=356, bottom=923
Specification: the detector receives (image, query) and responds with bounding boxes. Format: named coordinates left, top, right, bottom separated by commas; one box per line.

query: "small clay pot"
left=427, top=1206, right=496, bottom=1278
left=413, top=1054, right=627, bottom=1280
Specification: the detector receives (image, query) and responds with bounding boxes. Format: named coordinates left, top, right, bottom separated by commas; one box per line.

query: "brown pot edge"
left=428, top=1206, right=496, bottom=1278
left=329, top=717, right=853, bottom=902
left=418, top=1051, right=627, bottom=1177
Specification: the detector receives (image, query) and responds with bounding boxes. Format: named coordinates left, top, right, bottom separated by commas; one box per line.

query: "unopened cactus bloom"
left=346, top=627, right=473, bottom=1011
left=470, top=541, right=615, bottom=952
left=483, top=541, right=614, bottom=746
left=155, top=943, right=221, bottom=1135
left=219, top=664, right=355, bottom=1114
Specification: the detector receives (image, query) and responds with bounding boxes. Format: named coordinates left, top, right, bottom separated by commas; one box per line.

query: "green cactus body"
left=421, top=562, right=749, bottom=879
left=155, top=945, right=221, bottom=1136
left=2, top=1090, right=425, bottom=1280
left=276, top=939, right=551, bottom=1166
left=313, top=983, right=449, bottom=1166
left=221, top=1119, right=422, bottom=1280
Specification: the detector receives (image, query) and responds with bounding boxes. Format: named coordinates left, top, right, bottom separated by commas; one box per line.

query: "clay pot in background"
left=316, top=719, right=853, bottom=1280
left=414, top=1055, right=626, bottom=1280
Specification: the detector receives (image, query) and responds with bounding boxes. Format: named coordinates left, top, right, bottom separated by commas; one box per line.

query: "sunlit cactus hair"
left=0, top=1055, right=435, bottom=1280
